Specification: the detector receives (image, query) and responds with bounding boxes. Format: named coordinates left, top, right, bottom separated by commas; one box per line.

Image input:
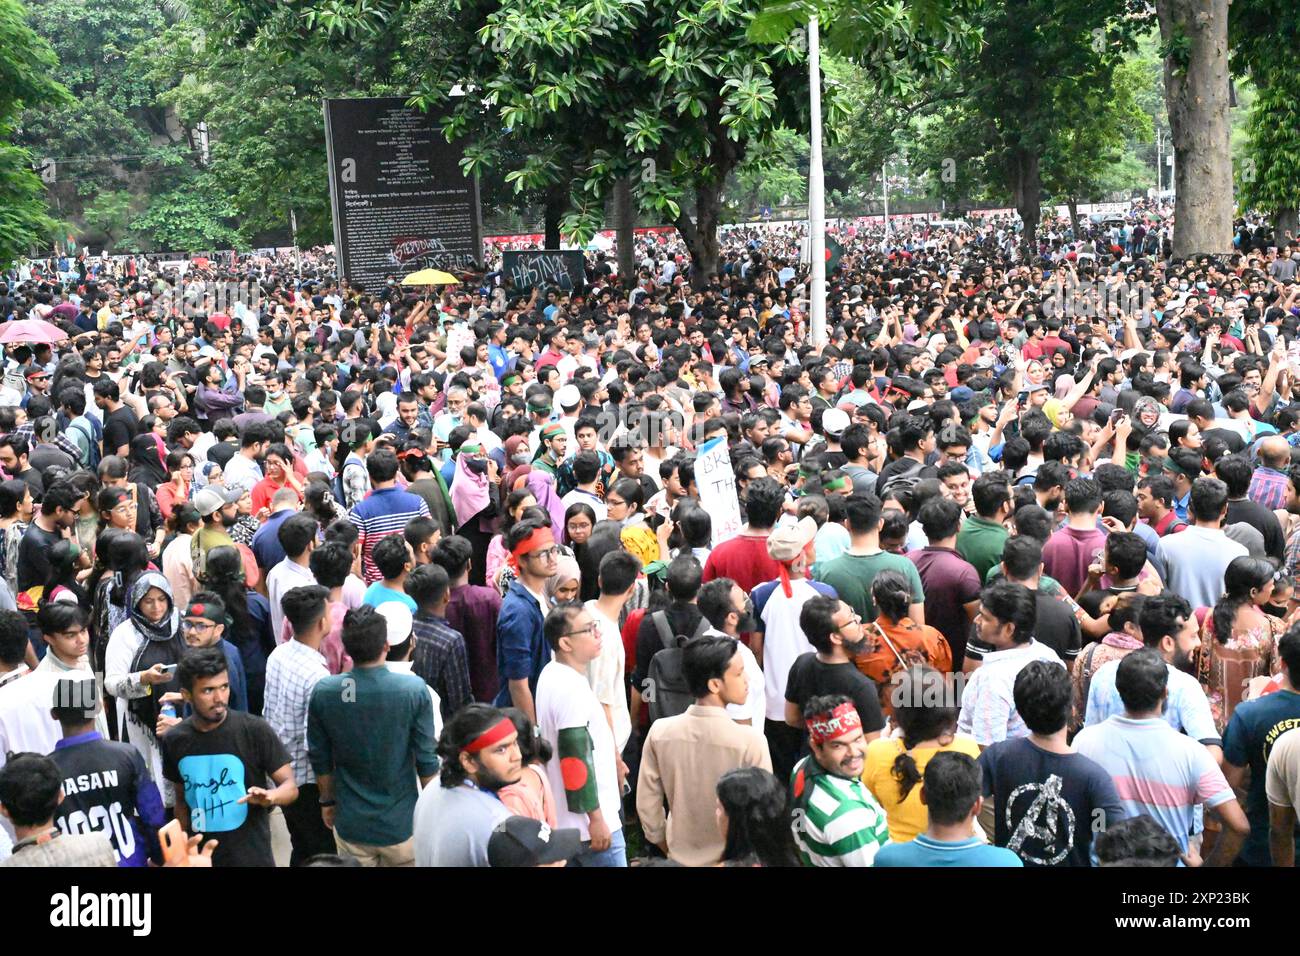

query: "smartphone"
left=160, top=663, right=179, bottom=675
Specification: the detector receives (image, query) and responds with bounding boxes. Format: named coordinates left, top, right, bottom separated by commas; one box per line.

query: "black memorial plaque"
left=501, top=249, right=587, bottom=292
left=324, top=96, right=481, bottom=290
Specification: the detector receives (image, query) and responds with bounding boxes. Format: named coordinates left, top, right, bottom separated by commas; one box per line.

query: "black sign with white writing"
left=502, top=250, right=587, bottom=292
left=323, top=96, right=481, bottom=291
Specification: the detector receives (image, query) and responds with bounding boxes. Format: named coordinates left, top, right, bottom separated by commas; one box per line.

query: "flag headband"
left=540, top=423, right=565, bottom=441
left=463, top=717, right=515, bottom=754
left=807, top=702, right=862, bottom=745
left=502, top=374, right=521, bottom=386
left=508, top=526, right=556, bottom=573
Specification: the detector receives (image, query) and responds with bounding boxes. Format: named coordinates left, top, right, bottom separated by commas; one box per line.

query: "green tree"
left=0, top=0, right=68, bottom=266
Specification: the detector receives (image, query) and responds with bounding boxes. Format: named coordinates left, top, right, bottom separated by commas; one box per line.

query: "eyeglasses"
left=528, top=547, right=559, bottom=561
left=182, top=620, right=217, bottom=632
left=562, top=622, right=599, bottom=638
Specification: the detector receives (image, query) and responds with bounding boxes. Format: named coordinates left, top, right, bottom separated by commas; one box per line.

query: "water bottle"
left=160, top=702, right=177, bottom=720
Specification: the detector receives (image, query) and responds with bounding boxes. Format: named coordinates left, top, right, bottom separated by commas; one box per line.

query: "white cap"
left=555, top=384, right=581, bottom=410
left=375, top=602, right=414, bottom=646
left=821, top=407, right=850, bottom=437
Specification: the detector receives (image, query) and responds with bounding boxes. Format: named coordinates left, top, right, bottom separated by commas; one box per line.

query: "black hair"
left=277, top=513, right=320, bottom=559
left=597, top=549, right=640, bottom=597
left=1138, top=593, right=1192, bottom=647
left=542, top=602, right=584, bottom=651
left=889, top=666, right=959, bottom=801
left=1064, top=477, right=1102, bottom=515
left=1094, top=814, right=1181, bottom=867
left=1011, top=504, right=1052, bottom=543
left=438, top=703, right=511, bottom=788
left=843, top=492, right=883, bottom=534
left=0, top=753, right=63, bottom=826
left=1103, top=530, right=1147, bottom=580
left=178, top=645, right=229, bottom=692
left=979, top=581, right=1037, bottom=644
left=0, top=608, right=29, bottom=666
left=971, top=471, right=1011, bottom=518
left=502, top=707, right=552, bottom=767
left=800, top=595, right=843, bottom=655
left=1212, top=557, right=1278, bottom=646
left=697, top=578, right=740, bottom=631
left=1012, top=659, right=1071, bottom=735
left=716, top=767, right=801, bottom=867
left=372, top=533, right=412, bottom=580
left=1114, top=648, right=1169, bottom=712
left=308, top=540, right=353, bottom=590
left=281, top=584, right=330, bottom=636
left=341, top=605, right=390, bottom=663
left=1000, top=535, right=1044, bottom=582
left=366, top=447, right=401, bottom=483
left=921, top=751, right=984, bottom=826
left=430, top=535, right=473, bottom=581
left=870, top=569, right=912, bottom=622
left=666, top=553, right=703, bottom=602
left=405, top=563, right=451, bottom=611
left=682, top=634, right=740, bottom=699
left=743, top=476, right=785, bottom=529
left=1101, top=490, right=1138, bottom=530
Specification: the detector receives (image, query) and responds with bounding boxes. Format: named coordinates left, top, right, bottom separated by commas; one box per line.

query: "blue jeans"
left=571, top=827, right=627, bottom=867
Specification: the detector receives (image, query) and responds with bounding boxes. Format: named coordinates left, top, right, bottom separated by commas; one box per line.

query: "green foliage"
left=128, top=170, right=243, bottom=251
left=81, top=190, right=135, bottom=244
left=1239, top=68, right=1300, bottom=218
left=0, top=0, right=69, bottom=265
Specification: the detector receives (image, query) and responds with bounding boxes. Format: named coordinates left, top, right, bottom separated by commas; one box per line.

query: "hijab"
left=544, top=554, right=581, bottom=605
left=501, top=435, right=533, bottom=495
left=451, top=450, right=491, bottom=526
left=125, top=570, right=185, bottom=737
left=525, top=471, right=567, bottom=538
left=129, top=433, right=169, bottom=489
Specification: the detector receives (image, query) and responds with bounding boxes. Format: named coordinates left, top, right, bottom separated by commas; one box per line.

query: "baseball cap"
left=375, top=602, right=414, bottom=646
left=193, top=486, right=240, bottom=517
left=767, top=516, right=818, bottom=562
left=820, top=407, right=850, bottom=437
left=1025, top=382, right=1049, bottom=394
left=488, top=816, right=582, bottom=868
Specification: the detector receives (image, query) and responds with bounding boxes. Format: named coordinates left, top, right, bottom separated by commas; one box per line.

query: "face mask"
left=465, top=457, right=489, bottom=475
left=511, top=451, right=531, bottom=466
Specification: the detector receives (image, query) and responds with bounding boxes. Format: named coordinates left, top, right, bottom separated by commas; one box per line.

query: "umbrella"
left=400, top=268, right=459, bottom=286
left=0, top=319, right=69, bottom=344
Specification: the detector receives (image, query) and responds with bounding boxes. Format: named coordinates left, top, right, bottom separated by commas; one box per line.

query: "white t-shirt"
left=703, top=628, right=766, bottom=733
left=584, top=601, right=631, bottom=752
left=536, top=660, right=622, bottom=840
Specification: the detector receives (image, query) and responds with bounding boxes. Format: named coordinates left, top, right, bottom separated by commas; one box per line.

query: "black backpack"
left=644, top=611, right=711, bottom=724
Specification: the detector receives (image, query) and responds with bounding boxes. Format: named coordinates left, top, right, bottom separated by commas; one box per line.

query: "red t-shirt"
left=702, top=534, right=781, bottom=596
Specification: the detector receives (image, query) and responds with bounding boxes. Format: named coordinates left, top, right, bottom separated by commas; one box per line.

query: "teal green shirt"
left=956, top=516, right=1010, bottom=580
left=307, top=666, right=440, bottom=846
left=814, top=551, right=924, bottom=622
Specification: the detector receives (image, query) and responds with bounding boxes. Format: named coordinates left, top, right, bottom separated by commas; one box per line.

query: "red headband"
left=463, top=717, right=515, bottom=754
left=807, top=702, right=863, bottom=746
left=507, top=526, right=555, bottom=573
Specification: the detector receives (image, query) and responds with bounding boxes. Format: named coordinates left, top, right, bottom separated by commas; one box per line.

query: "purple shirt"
left=446, top=583, right=503, bottom=703
left=1041, top=526, right=1107, bottom=600
left=1249, top=466, right=1290, bottom=512
left=908, top=546, right=982, bottom=668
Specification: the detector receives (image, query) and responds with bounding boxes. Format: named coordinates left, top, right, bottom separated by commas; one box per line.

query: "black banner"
left=323, top=96, right=481, bottom=291
left=501, top=249, right=586, bottom=292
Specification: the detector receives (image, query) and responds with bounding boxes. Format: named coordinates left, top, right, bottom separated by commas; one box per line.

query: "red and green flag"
left=557, top=726, right=599, bottom=813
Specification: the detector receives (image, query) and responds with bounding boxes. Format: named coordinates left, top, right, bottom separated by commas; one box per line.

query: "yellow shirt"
left=862, top=734, right=982, bottom=842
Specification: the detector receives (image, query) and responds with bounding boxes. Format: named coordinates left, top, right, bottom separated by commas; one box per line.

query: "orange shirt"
left=856, top=615, right=954, bottom=714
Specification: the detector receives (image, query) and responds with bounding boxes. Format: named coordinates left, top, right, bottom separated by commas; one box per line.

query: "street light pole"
left=808, top=16, right=826, bottom=348
left=882, top=160, right=890, bottom=237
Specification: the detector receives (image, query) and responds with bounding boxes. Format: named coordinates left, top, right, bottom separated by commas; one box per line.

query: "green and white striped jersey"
left=790, top=756, right=890, bottom=867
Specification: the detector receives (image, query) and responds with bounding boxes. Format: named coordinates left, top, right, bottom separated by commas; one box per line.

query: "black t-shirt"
left=17, top=522, right=61, bottom=593
left=1226, top=497, right=1285, bottom=563
left=161, top=710, right=291, bottom=867
left=103, top=405, right=139, bottom=456
left=978, top=736, right=1124, bottom=867
left=1202, top=427, right=1245, bottom=454
left=784, top=653, right=886, bottom=734
left=1032, top=591, right=1082, bottom=663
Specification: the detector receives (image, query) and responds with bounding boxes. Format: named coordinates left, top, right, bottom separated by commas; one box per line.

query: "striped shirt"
left=789, top=756, right=890, bottom=867
left=1073, top=715, right=1233, bottom=854
left=1249, top=466, right=1290, bottom=512
left=263, top=639, right=330, bottom=785
left=411, top=612, right=473, bottom=720
left=957, top=640, right=1065, bottom=746
left=348, top=486, right=430, bottom=584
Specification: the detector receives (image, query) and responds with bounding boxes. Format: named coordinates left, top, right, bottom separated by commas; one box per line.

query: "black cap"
left=487, top=816, right=582, bottom=867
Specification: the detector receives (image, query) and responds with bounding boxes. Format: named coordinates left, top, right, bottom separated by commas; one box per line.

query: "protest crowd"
left=3, top=201, right=1300, bottom=869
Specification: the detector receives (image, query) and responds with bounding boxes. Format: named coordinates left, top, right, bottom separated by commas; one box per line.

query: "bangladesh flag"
left=557, top=726, right=599, bottom=813
left=826, top=235, right=844, bottom=274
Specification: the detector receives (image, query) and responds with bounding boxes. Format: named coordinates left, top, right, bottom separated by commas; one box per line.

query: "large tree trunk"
left=1067, top=197, right=1080, bottom=240
left=542, top=186, right=564, bottom=249
left=1275, top=207, right=1299, bottom=242
left=677, top=184, right=722, bottom=290
left=1010, top=147, right=1041, bottom=261
left=614, top=175, right=636, bottom=286
left=1157, top=0, right=1233, bottom=257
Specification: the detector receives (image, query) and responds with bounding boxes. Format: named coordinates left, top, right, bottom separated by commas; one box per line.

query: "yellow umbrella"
left=400, top=268, right=459, bottom=286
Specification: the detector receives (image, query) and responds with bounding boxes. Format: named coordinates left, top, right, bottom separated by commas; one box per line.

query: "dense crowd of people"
left=1, top=203, right=1299, bottom=869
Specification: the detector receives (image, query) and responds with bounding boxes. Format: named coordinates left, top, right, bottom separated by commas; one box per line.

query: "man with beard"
left=789, top=694, right=890, bottom=866
left=1082, top=593, right=1222, bottom=760
left=784, top=597, right=886, bottom=755
left=160, top=647, right=297, bottom=868
left=190, top=485, right=242, bottom=579
left=413, top=703, right=521, bottom=867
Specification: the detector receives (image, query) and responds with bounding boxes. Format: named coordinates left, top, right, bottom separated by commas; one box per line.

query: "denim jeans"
left=570, top=827, right=627, bottom=867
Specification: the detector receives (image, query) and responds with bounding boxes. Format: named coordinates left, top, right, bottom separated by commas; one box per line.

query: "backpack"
left=645, top=611, right=712, bottom=724
left=69, top=418, right=102, bottom=470
left=876, top=457, right=925, bottom=500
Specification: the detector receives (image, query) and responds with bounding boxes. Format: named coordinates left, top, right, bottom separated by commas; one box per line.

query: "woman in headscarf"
left=450, top=441, right=500, bottom=588
left=192, top=460, right=224, bottom=493
left=103, top=570, right=186, bottom=801
left=524, top=471, right=567, bottom=538
left=128, top=432, right=170, bottom=490
left=499, top=434, right=533, bottom=496
left=544, top=554, right=582, bottom=606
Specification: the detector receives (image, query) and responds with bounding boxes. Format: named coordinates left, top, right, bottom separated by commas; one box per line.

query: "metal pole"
left=808, top=16, right=826, bottom=347
left=1156, top=130, right=1161, bottom=196
left=882, top=160, right=890, bottom=237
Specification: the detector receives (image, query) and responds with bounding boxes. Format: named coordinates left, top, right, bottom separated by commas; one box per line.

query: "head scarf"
left=451, top=449, right=491, bottom=526
left=524, top=471, right=567, bottom=537
left=501, top=435, right=533, bottom=495
left=1053, top=374, right=1076, bottom=400
left=126, top=570, right=181, bottom=644
left=1042, top=398, right=1071, bottom=429
left=125, top=570, right=185, bottom=738
left=193, top=460, right=222, bottom=492
left=543, top=554, right=581, bottom=604
left=128, top=433, right=169, bottom=489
